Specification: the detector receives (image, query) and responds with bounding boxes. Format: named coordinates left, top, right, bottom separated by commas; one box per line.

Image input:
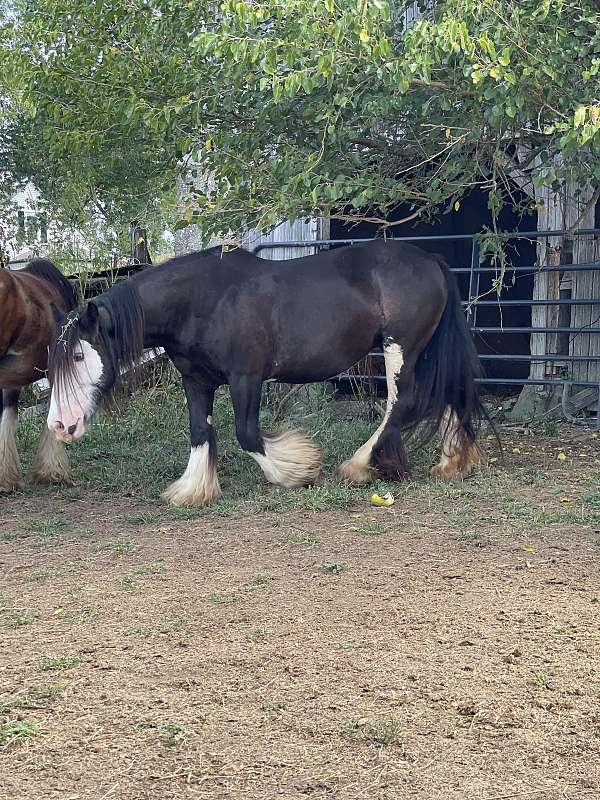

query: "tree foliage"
left=2, top=0, right=599, bottom=237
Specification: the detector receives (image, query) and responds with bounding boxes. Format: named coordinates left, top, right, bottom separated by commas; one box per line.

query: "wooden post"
left=510, top=181, right=597, bottom=422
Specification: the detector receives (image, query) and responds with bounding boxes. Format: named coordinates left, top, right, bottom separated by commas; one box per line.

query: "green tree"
left=2, top=0, right=598, bottom=237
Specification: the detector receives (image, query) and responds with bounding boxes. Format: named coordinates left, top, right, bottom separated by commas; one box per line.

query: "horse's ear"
left=78, top=301, right=100, bottom=338
left=50, top=302, right=64, bottom=326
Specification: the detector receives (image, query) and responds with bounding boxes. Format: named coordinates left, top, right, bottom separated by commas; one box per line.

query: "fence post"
left=467, top=238, right=480, bottom=326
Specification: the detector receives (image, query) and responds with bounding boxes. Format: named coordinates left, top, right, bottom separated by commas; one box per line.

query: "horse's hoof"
left=336, top=458, right=376, bottom=485
left=161, top=481, right=221, bottom=508
left=0, top=478, right=25, bottom=493
left=29, top=472, right=73, bottom=486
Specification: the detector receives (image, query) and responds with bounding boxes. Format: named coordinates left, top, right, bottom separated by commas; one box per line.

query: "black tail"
left=26, top=258, right=78, bottom=312
left=408, top=257, right=492, bottom=445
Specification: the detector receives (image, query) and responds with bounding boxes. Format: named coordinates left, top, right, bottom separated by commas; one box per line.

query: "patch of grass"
left=443, top=509, right=477, bottom=531
left=543, top=420, right=558, bottom=437
left=35, top=681, right=70, bottom=699
left=209, top=593, right=238, bottom=605
left=25, top=517, right=69, bottom=537
left=1, top=518, right=71, bottom=546
left=249, top=574, right=269, bottom=586
left=28, top=571, right=52, bottom=583
left=116, top=576, right=140, bottom=591
left=350, top=521, right=386, bottom=536
left=339, top=639, right=375, bottom=651
left=288, top=531, right=319, bottom=546
left=261, top=700, right=286, bottom=712
left=15, top=377, right=379, bottom=510
left=0, top=719, right=39, bottom=748
left=345, top=717, right=404, bottom=748
left=584, top=491, right=600, bottom=507
left=121, top=512, right=163, bottom=526
left=452, top=530, right=486, bottom=545
left=67, top=608, right=99, bottom=625
left=3, top=609, right=38, bottom=628
left=38, top=654, right=83, bottom=672
left=76, top=527, right=97, bottom=539
left=532, top=672, right=551, bottom=689
left=127, top=624, right=154, bottom=638
left=157, top=722, right=186, bottom=746
left=95, top=539, right=135, bottom=556
left=0, top=531, right=21, bottom=542
left=318, top=560, right=347, bottom=575
left=246, top=627, right=269, bottom=643
left=136, top=719, right=187, bottom=746
left=165, top=507, right=204, bottom=521
left=364, top=718, right=404, bottom=747
left=135, top=562, right=166, bottom=575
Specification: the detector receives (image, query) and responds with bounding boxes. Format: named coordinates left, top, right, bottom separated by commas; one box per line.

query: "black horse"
left=47, top=240, right=488, bottom=506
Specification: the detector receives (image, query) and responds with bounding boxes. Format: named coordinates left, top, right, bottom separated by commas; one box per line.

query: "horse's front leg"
left=31, top=424, right=72, bottom=486
left=162, top=376, right=220, bottom=507
left=230, top=375, right=322, bottom=488
left=0, top=389, right=23, bottom=492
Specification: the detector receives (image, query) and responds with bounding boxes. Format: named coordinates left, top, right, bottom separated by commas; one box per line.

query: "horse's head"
left=47, top=300, right=115, bottom=442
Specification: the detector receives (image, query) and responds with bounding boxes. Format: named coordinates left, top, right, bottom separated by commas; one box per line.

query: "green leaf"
left=574, top=106, right=586, bottom=128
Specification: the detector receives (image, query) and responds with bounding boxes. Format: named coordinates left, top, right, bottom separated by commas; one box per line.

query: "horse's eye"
left=73, top=352, right=85, bottom=363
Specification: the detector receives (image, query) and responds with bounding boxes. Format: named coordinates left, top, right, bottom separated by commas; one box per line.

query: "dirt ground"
left=1, top=425, right=600, bottom=800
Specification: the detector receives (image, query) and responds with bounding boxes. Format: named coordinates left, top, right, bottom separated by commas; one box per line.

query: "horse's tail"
left=26, top=258, right=78, bottom=312
left=407, top=257, right=493, bottom=446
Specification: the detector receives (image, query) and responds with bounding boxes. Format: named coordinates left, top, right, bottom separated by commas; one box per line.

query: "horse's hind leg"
left=230, top=375, right=322, bottom=488
left=430, top=407, right=485, bottom=480
left=337, top=340, right=413, bottom=483
left=0, top=389, right=23, bottom=491
left=31, top=424, right=72, bottom=485
left=162, top=377, right=221, bottom=506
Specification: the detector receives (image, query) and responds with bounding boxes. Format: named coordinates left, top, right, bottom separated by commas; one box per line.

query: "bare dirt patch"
left=1, top=425, right=600, bottom=800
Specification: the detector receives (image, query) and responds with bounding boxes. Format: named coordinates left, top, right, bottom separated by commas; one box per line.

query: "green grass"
left=318, top=560, right=347, bottom=575
left=261, top=700, right=286, bottom=712
left=349, top=521, right=386, bottom=536
left=127, top=624, right=154, bottom=637
left=3, top=609, right=39, bottom=628
left=246, top=627, right=269, bottom=642
left=288, top=531, right=320, bottom=546
left=13, top=373, right=432, bottom=513
left=38, top=654, right=83, bottom=672
left=115, top=576, right=140, bottom=591
left=209, top=592, right=238, bottom=605
left=136, top=719, right=187, bottom=746
left=35, top=681, right=70, bottom=698
left=135, top=562, right=166, bottom=575
left=0, top=719, right=39, bottom=748
left=344, top=717, right=404, bottom=748
left=121, top=512, right=163, bottom=525
left=94, top=538, right=135, bottom=556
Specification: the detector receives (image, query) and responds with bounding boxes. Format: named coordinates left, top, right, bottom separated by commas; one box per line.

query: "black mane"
left=49, top=280, right=145, bottom=397
left=26, top=258, right=78, bottom=311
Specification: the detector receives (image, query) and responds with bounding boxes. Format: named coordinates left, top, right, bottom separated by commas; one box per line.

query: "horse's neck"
left=0, top=271, right=26, bottom=354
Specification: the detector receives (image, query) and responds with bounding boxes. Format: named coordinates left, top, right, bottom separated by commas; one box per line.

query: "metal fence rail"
left=253, top=230, right=600, bottom=426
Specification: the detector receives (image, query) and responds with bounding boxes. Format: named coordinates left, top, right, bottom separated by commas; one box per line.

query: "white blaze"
left=47, top=340, right=104, bottom=441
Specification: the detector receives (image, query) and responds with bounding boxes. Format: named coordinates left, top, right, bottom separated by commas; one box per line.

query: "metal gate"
left=252, top=229, right=600, bottom=427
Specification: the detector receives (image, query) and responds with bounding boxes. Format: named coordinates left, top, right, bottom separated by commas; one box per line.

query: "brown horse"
left=0, top=259, right=77, bottom=491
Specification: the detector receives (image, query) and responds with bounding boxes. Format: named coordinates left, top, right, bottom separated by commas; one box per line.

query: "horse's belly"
left=272, top=329, right=377, bottom=384
left=0, top=354, right=39, bottom=389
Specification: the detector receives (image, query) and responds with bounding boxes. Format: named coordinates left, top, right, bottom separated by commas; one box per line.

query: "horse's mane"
left=49, top=280, right=145, bottom=397
left=26, top=258, right=78, bottom=312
